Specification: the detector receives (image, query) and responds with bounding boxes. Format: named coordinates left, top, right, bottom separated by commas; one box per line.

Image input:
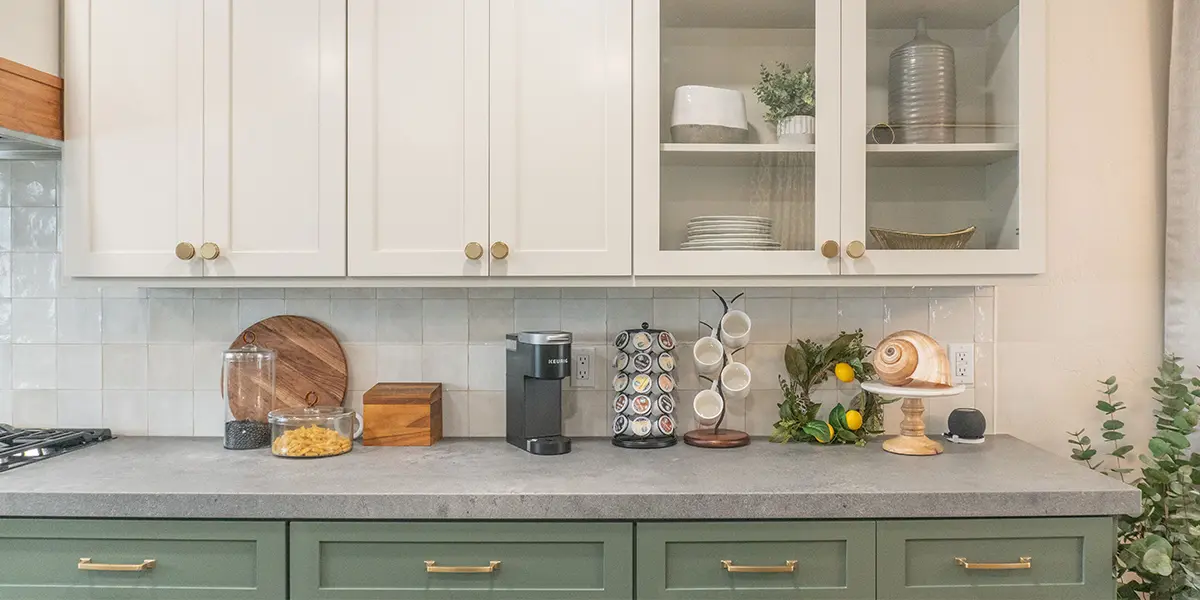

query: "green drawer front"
left=636, top=521, right=876, bottom=600
left=290, top=521, right=633, bottom=599
left=877, top=517, right=1115, bottom=600
left=0, top=519, right=286, bottom=599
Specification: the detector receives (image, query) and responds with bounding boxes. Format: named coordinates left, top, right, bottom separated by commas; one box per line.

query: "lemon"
left=834, top=362, right=856, bottom=383
left=845, top=410, right=863, bottom=431
left=822, top=422, right=834, bottom=443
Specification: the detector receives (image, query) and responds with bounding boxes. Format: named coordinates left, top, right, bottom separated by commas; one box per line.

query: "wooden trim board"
left=0, top=57, right=63, bottom=140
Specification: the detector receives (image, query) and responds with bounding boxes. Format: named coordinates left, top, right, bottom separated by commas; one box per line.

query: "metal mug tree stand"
left=684, top=291, right=751, bottom=449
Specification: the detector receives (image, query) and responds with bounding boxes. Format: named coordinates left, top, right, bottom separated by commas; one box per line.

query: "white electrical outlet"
left=949, top=343, right=974, bottom=385
left=572, top=348, right=596, bottom=388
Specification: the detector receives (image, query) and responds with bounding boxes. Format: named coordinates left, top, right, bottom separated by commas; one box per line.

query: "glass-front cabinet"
left=634, top=0, right=1045, bottom=277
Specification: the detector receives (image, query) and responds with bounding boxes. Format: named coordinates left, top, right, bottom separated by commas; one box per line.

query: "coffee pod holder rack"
left=611, top=322, right=678, bottom=449
left=684, top=290, right=751, bottom=449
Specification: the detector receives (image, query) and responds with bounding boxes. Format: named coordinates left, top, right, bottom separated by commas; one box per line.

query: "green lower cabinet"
left=289, top=521, right=633, bottom=599
left=636, top=521, right=876, bottom=600
left=876, top=517, right=1115, bottom=600
left=0, top=519, right=286, bottom=599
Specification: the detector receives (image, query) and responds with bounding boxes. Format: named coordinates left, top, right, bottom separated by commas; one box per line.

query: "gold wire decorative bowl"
left=869, top=226, right=976, bottom=250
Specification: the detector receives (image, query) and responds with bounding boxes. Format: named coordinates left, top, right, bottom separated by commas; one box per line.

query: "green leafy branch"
left=752, top=62, right=815, bottom=124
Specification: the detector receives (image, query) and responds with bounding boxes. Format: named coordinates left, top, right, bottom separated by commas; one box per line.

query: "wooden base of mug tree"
left=684, top=428, right=750, bottom=448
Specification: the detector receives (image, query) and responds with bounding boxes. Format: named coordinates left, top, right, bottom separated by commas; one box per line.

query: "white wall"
left=0, top=0, right=59, bottom=75
left=996, top=0, right=1173, bottom=454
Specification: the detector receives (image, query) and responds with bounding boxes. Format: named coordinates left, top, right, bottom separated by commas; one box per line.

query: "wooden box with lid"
left=363, top=383, right=443, bottom=446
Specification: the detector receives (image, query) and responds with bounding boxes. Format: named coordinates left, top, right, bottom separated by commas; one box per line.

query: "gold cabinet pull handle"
left=846, top=240, right=866, bottom=259
left=490, top=241, right=509, bottom=260
left=955, top=556, right=1032, bottom=570
left=424, top=560, right=501, bottom=573
left=199, top=242, right=220, bottom=260
left=820, top=240, right=839, bottom=258
left=175, top=242, right=196, bottom=260
left=464, top=242, right=484, bottom=260
left=78, top=558, right=157, bottom=572
left=720, top=559, right=797, bottom=573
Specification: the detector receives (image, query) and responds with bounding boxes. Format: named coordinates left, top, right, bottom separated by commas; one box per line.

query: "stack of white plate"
left=681, top=216, right=781, bottom=251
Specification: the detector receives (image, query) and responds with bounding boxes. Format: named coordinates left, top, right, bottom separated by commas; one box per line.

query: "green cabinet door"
left=290, top=521, right=633, bottom=599
left=876, top=517, right=1115, bottom=600
left=636, top=521, right=876, bottom=600
left=0, top=519, right=286, bottom=599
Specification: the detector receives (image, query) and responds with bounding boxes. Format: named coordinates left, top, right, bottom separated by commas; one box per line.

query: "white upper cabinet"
left=838, top=0, right=1045, bottom=275
left=64, top=0, right=205, bottom=278
left=347, top=0, right=489, bottom=277
left=633, top=0, right=844, bottom=277
left=202, top=0, right=347, bottom=277
left=488, top=0, right=633, bottom=277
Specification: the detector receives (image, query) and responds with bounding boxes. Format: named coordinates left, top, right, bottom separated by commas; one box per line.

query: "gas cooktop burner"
left=0, top=424, right=113, bottom=473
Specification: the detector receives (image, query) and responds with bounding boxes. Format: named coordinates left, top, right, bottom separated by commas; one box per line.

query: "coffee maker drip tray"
left=523, top=436, right=572, bottom=455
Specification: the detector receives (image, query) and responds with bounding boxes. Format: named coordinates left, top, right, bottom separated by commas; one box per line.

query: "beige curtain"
left=1165, top=1, right=1200, bottom=362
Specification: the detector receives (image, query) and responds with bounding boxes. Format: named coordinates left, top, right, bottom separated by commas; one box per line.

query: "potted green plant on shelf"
left=1067, top=356, right=1200, bottom=599
left=771, top=330, right=893, bottom=446
left=753, top=61, right=816, bottom=145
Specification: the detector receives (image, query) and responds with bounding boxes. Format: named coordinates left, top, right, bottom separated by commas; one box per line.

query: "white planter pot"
left=776, top=115, right=815, bottom=145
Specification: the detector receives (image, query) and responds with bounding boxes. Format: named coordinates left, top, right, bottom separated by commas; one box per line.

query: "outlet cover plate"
left=572, top=347, right=596, bottom=388
left=949, top=343, right=974, bottom=385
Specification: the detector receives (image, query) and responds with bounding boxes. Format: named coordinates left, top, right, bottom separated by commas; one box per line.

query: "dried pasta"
left=271, top=425, right=352, bottom=457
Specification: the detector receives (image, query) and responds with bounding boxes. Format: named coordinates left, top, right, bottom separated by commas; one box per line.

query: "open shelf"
left=866, top=143, right=1018, bottom=167
left=661, top=143, right=815, bottom=167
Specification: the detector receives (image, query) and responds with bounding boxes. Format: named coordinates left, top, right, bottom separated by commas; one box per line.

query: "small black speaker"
left=945, top=408, right=987, bottom=444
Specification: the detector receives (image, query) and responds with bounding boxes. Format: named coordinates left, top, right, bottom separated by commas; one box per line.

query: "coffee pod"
left=632, top=352, right=654, bottom=373
left=631, top=373, right=653, bottom=395
left=612, top=373, right=629, bottom=393
left=657, top=353, right=676, bottom=373
left=655, top=414, right=676, bottom=437
left=613, top=414, right=631, bottom=436
left=656, top=331, right=677, bottom=352
left=631, top=331, right=653, bottom=351
left=657, top=373, right=676, bottom=394
left=614, top=351, right=630, bottom=373
left=613, top=331, right=631, bottom=351
left=630, top=416, right=653, bottom=437
left=657, top=394, right=675, bottom=414
left=631, top=395, right=653, bottom=415
left=613, top=393, right=630, bottom=414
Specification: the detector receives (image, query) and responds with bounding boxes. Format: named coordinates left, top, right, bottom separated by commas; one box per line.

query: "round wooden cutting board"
left=227, top=316, right=348, bottom=419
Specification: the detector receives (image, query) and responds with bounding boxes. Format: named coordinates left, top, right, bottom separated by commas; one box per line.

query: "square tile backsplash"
left=0, top=160, right=996, bottom=437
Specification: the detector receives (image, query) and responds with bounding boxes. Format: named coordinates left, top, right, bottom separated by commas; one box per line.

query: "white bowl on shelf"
left=670, top=86, right=749, bottom=144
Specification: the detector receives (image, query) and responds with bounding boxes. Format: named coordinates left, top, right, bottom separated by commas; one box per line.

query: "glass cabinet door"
left=634, top=0, right=843, bottom=277
left=840, top=0, right=1046, bottom=275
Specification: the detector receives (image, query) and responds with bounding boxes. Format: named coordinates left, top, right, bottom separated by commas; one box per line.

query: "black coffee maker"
left=506, top=331, right=572, bottom=455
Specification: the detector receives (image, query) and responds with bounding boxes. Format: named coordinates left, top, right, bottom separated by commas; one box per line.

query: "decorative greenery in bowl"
left=752, top=62, right=816, bottom=124
left=1067, top=356, right=1200, bottom=599
left=771, top=330, right=892, bottom=446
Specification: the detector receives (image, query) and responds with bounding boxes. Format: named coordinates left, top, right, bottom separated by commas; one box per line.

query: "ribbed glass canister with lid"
left=222, top=332, right=276, bottom=450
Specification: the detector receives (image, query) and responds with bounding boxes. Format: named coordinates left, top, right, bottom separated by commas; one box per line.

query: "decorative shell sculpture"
left=873, top=330, right=952, bottom=388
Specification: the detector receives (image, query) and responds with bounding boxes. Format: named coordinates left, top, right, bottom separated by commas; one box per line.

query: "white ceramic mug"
left=693, top=383, right=725, bottom=426
left=720, top=362, right=752, bottom=401
left=719, top=310, right=752, bottom=350
left=692, top=336, right=725, bottom=377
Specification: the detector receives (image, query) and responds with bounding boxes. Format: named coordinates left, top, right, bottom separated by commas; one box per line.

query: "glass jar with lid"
left=269, top=398, right=355, bottom=458
left=222, top=332, right=276, bottom=450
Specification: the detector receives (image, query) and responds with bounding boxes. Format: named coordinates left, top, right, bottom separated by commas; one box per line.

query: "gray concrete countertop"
left=0, top=435, right=1139, bottom=520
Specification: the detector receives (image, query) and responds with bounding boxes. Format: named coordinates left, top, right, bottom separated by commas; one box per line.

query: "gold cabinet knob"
left=199, top=242, right=220, bottom=260
left=490, top=241, right=509, bottom=260
left=175, top=242, right=196, bottom=261
left=846, top=240, right=866, bottom=259
left=464, top=242, right=484, bottom=260
left=820, top=240, right=839, bottom=259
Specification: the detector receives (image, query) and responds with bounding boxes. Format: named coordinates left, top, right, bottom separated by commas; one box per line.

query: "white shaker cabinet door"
left=64, top=0, right=205, bottom=277
left=488, top=0, right=633, bottom=277
left=202, top=0, right=347, bottom=277
left=347, top=0, right=490, bottom=277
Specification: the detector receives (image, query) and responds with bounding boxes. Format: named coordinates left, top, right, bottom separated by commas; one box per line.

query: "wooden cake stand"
left=860, top=381, right=965, bottom=456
